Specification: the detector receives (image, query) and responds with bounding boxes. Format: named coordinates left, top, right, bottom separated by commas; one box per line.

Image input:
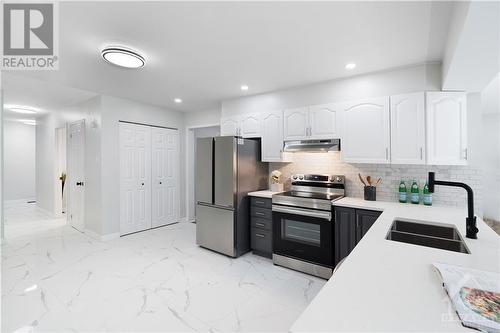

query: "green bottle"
left=410, top=180, right=420, bottom=204
left=398, top=180, right=407, bottom=203
left=423, top=181, right=432, bottom=206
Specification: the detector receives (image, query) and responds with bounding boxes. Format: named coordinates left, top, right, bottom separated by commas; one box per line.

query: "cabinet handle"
left=464, top=148, right=468, bottom=160
left=420, top=147, right=423, bottom=160
left=255, top=233, right=266, bottom=238
left=255, top=222, right=265, bottom=227
left=255, top=200, right=265, bottom=204
left=385, top=148, right=389, bottom=160
left=256, top=212, right=265, bottom=216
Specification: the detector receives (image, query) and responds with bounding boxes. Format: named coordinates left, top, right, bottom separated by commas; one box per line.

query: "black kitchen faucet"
left=428, top=172, right=478, bottom=239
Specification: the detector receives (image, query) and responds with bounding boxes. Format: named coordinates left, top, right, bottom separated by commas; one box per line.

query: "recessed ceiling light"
left=345, top=63, right=356, bottom=70
left=5, top=105, right=38, bottom=114
left=101, top=46, right=145, bottom=69
left=174, top=98, right=182, bottom=103
left=241, top=85, right=249, bottom=91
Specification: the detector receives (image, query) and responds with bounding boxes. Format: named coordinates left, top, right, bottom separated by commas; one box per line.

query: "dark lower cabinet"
left=334, top=207, right=382, bottom=267
left=250, top=197, right=273, bottom=258
left=334, top=207, right=356, bottom=266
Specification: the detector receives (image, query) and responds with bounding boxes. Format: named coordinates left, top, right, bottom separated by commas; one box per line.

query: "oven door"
left=272, top=205, right=333, bottom=268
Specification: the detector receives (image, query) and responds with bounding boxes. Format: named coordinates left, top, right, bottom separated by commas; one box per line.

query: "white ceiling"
left=5, top=1, right=453, bottom=112
left=2, top=73, right=97, bottom=121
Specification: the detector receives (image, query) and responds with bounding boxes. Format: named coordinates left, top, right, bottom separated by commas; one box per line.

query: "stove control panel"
left=291, top=174, right=345, bottom=184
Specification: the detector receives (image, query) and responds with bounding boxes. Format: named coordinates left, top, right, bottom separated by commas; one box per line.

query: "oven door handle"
left=272, top=205, right=332, bottom=221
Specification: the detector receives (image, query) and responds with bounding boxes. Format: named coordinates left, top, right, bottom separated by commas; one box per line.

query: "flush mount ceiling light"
left=20, top=119, right=36, bottom=126
left=345, top=63, right=357, bottom=70
left=101, top=46, right=145, bottom=69
left=240, top=85, right=249, bottom=91
left=5, top=104, right=38, bottom=114
left=174, top=98, right=182, bottom=103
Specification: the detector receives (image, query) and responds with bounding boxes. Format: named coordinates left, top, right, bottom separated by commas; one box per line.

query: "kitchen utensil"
left=375, top=178, right=382, bottom=186
left=367, top=176, right=372, bottom=186
left=358, top=173, right=367, bottom=186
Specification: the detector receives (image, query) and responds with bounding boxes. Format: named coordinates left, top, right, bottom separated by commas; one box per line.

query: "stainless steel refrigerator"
left=195, top=136, right=268, bottom=257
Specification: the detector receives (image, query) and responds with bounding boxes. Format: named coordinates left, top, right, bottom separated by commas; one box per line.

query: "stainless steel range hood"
left=283, top=139, right=340, bottom=152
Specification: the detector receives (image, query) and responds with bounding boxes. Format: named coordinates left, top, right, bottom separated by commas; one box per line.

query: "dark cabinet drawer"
left=250, top=197, right=272, bottom=209
left=251, top=206, right=272, bottom=220
left=251, top=217, right=272, bottom=231
left=251, top=228, right=272, bottom=258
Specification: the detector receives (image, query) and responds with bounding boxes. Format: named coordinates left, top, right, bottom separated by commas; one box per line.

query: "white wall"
left=100, top=95, right=185, bottom=236
left=3, top=121, right=36, bottom=201
left=36, top=113, right=58, bottom=214
left=222, top=63, right=441, bottom=115
left=442, top=1, right=500, bottom=91
left=480, top=74, right=500, bottom=222
left=184, top=108, right=221, bottom=128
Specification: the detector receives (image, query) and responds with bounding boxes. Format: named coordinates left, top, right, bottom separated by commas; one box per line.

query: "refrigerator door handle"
left=197, top=202, right=234, bottom=211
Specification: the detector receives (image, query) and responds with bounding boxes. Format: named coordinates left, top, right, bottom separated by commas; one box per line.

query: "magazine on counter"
left=433, top=263, right=500, bottom=333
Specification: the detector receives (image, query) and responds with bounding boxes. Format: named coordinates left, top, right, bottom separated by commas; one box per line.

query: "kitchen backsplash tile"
left=270, top=152, right=483, bottom=216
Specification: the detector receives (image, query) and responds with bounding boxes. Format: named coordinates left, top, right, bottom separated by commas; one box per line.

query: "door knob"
left=159, top=181, right=162, bottom=184
left=141, top=183, right=145, bottom=186
left=76, top=182, right=84, bottom=186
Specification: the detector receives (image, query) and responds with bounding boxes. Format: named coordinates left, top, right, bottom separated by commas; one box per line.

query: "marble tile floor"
left=2, top=222, right=326, bottom=332
left=3, top=201, right=66, bottom=240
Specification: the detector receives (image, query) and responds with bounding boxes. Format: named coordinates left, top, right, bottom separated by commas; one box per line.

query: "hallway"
left=3, top=200, right=66, bottom=240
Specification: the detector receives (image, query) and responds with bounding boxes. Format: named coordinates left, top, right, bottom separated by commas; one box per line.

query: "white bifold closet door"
left=119, top=122, right=179, bottom=236
left=151, top=127, right=179, bottom=228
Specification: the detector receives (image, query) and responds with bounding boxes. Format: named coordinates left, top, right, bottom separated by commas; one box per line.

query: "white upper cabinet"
left=239, top=113, right=262, bottom=138
left=308, top=103, right=340, bottom=139
left=220, top=116, right=240, bottom=136
left=220, top=114, right=262, bottom=138
left=261, top=110, right=291, bottom=162
left=341, top=97, right=391, bottom=163
left=390, top=92, right=426, bottom=164
left=426, top=92, right=467, bottom=165
left=283, top=107, right=309, bottom=140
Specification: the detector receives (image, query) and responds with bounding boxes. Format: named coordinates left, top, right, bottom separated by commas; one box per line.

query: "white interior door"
left=68, top=120, right=85, bottom=231
left=152, top=127, right=179, bottom=228
left=119, top=122, right=152, bottom=235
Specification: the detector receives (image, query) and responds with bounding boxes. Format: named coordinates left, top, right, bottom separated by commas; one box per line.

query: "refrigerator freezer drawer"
left=196, top=204, right=235, bottom=257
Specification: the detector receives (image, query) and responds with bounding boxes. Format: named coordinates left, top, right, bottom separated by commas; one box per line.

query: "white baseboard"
left=101, top=232, right=120, bottom=241
left=84, top=229, right=120, bottom=242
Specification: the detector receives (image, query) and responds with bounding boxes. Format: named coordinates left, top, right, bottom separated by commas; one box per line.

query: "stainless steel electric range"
left=272, top=174, right=345, bottom=279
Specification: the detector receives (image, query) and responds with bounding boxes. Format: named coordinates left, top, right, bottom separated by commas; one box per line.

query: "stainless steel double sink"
left=386, top=219, right=470, bottom=254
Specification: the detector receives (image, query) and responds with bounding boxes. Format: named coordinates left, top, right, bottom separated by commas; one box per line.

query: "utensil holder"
left=270, top=183, right=284, bottom=192
left=364, top=186, right=376, bottom=201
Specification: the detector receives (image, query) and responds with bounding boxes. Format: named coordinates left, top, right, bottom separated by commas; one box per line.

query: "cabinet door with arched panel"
left=426, top=92, right=467, bottom=165
left=341, top=97, right=390, bottom=163
left=308, top=103, right=340, bottom=140
left=283, top=107, right=309, bottom=141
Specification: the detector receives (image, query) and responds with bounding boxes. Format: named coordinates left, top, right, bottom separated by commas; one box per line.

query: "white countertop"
left=291, top=197, right=500, bottom=332
left=247, top=190, right=283, bottom=199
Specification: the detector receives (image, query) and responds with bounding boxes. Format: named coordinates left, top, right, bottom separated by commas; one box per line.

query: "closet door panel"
left=120, top=123, right=152, bottom=235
